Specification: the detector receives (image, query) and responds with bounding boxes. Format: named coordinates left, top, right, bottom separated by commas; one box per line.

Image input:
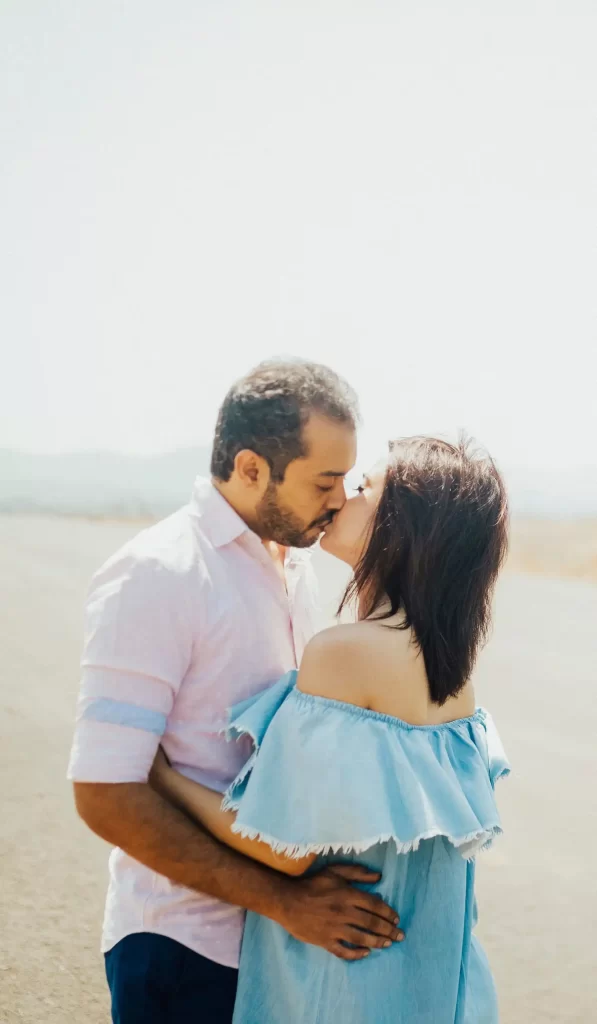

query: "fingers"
left=348, top=909, right=404, bottom=943
left=321, top=864, right=401, bottom=929
left=340, top=926, right=397, bottom=950
left=329, top=942, right=370, bottom=962
left=329, top=925, right=404, bottom=960
left=327, top=864, right=381, bottom=884
left=353, top=890, right=400, bottom=926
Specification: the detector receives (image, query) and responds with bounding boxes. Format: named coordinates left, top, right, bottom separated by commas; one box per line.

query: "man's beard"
left=255, top=481, right=333, bottom=548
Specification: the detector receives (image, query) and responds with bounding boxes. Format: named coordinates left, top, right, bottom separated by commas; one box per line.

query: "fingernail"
left=397, top=931, right=405, bottom=941
left=394, top=917, right=400, bottom=925
left=383, top=940, right=392, bottom=948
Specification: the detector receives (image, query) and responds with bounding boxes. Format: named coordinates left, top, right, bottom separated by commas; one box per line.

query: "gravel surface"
left=1, top=515, right=595, bottom=1023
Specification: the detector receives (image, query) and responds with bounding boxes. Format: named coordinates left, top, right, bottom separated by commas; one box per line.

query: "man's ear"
left=233, top=449, right=271, bottom=489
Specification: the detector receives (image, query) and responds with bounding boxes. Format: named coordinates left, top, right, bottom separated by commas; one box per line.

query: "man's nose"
left=326, top=480, right=347, bottom=511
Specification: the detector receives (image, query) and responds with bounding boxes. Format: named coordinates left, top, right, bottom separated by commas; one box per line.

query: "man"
left=69, top=360, right=400, bottom=1024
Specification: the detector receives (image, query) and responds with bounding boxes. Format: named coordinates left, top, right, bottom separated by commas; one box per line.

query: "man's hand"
left=276, top=863, right=405, bottom=961
left=74, top=783, right=404, bottom=962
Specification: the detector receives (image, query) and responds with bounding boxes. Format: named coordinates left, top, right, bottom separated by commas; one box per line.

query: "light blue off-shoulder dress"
left=224, top=671, right=509, bottom=1024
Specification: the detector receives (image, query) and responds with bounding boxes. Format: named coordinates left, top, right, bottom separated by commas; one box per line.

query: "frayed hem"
left=220, top=718, right=261, bottom=812
left=493, top=766, right=511, bottom=786
left=227, top=822, right=504, bottom=862
left=220, top=683, right=507, bottom=863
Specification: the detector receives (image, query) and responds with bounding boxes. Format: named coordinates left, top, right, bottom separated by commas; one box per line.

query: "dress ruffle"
left=223, top=671, right=509, bottom=861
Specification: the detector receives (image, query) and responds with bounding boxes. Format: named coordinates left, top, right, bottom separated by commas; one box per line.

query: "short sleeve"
left=68, top=549, right=194, bottom=783
left=223, top=677, right=509, bottom=861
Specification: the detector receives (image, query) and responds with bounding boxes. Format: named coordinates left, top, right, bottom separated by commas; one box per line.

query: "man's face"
left=255, top=413, right=357, bottom=548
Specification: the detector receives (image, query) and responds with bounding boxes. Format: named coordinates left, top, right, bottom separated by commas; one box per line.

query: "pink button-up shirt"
left=68, top=478, right=319, bottom=967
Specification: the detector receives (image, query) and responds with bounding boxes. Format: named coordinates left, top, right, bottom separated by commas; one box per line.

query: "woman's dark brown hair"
left=340, top=436, right=509, bottom=705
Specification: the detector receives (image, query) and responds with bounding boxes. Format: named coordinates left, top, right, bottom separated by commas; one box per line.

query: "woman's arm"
left=149, top=750, right=315, bottom=877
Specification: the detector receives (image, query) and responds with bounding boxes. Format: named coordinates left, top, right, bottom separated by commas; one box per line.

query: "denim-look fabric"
left=225, top=672, right=509, bottom=1024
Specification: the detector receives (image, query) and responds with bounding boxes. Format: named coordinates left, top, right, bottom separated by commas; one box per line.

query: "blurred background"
left=1, top=2, right=596, bottom=1022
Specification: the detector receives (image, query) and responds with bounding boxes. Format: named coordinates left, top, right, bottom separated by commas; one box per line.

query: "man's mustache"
left=310, top=513, right=336, bottom=529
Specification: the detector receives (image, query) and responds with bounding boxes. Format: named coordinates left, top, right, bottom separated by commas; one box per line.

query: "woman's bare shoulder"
left=296, top=622, right=413, bottom=708
left=297, top=622, right=476, bottom=725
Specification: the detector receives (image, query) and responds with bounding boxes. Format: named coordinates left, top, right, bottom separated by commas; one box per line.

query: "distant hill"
left=502, top=466, right=597, bottom=519
left=0, top=448, right=211, bottom=517
left=0, top=448, right=596, bottom=519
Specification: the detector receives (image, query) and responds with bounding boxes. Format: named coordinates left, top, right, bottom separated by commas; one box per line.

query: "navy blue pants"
left=105, top=933, right=238, bottom=1023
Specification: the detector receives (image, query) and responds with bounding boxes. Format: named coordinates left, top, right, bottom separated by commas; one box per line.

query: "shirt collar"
left=190, top=476, right=314, bottom=566
left=190, top=477, right=250, bottom=549
left=285, top=547, right=313, bottom=569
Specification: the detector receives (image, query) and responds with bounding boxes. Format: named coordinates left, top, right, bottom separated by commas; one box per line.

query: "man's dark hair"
left=210, top=359, right=360, bottom=482
left=340, top=436, right=509, bottom=705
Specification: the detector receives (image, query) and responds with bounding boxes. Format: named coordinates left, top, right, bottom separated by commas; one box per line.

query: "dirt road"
left=1, top=515, right=595, bottom=1023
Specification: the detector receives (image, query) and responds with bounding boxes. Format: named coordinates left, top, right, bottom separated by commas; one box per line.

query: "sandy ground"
left=508, top=518, right=597, bottom=584
left=1, top=514, right=596, bottom=1023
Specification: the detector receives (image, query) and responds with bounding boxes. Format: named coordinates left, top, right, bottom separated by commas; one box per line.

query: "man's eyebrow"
left=317, top=470, right=349, bottom=478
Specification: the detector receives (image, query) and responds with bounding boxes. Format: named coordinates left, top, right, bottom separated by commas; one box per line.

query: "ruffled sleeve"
left=223, top=671, right=509, bottom=861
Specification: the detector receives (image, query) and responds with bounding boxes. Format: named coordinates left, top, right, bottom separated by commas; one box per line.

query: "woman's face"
left=320, top=456, right=388, bottom=566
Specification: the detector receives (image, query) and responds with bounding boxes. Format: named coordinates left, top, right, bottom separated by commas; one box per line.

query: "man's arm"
left=70, top=549, right=402, bottom=959
left=147, top=750, right=315, bottom=877
left=74, top=781, right=295, bottom=908
left=74, top=781, right=403, bottom=960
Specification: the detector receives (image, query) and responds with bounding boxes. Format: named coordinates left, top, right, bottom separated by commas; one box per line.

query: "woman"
left=151, top=436, right=510, bottom=1023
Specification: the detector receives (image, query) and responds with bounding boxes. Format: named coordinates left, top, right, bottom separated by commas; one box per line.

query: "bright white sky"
left=2, top=1, right=596, bottom=471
